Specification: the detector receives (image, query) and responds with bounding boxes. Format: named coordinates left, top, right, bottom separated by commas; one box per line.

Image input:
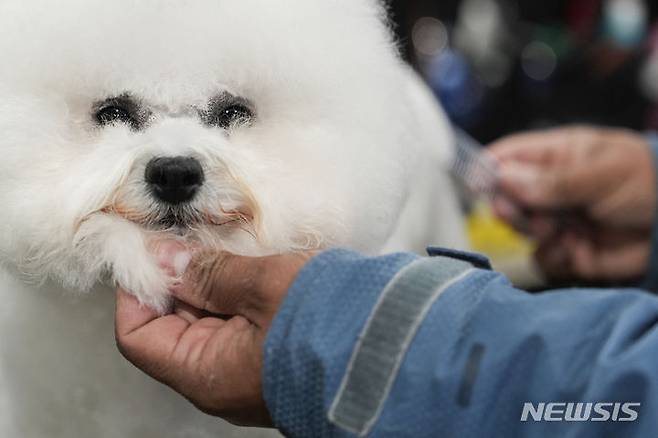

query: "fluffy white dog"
left=0, top=1, right=466, bottom=436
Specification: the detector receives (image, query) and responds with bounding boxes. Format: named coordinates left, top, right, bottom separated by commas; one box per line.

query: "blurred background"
left=387, top=0, right=658, bottom=285
left=390, top=0, right=658, bottom=144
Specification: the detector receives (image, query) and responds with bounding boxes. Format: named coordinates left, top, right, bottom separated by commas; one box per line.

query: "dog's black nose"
left=145, top=157, right=204, bottom=205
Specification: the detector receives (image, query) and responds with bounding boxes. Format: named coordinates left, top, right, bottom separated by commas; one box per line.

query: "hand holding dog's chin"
left=115, top=243, right=312, bottom=427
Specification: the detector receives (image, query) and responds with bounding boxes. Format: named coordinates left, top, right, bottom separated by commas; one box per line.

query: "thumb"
left=115, top=288, right=192, bottom=384
left=157, top=243, right=261, bottom=321
left=498, top=162, right=592, bottom=210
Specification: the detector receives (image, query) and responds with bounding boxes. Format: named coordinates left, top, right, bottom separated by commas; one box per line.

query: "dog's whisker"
left=237, top=225, right=258, bottom=240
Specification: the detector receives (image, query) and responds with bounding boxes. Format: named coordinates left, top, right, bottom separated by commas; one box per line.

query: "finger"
left=535, top=241, right=573, bottom=281
left=497, top=161, right=600, bottom=210
left=488, top=126, right=599, bottom=165
left=174, top=300, right=209, bottom=324
left=493, top=195, right=526, bottom=229
left=527, top=215, right=560, bottom=241
left=151, top=239, right=193, bottom=278
left=491, top=127, right=611, bottom=211
left=537, top=229, right=650, bottom=283
left=564, top=233, right=649, bottom=281
left=166, top=249, right=262, bottom=320
left=497, top=163, right=556, bottom=208
left=488, top=128, right=572, bottom=164
left=115, top=289, right=192, bottom=378
left=115, top=288, right=162, bottom=338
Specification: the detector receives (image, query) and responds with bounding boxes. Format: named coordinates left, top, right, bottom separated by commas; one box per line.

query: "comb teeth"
left=451, top=129, right=499, bottom=199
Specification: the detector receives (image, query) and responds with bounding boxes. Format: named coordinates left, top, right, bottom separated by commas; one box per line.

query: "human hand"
left=489, top=127, right=656, bottom=283
left=115, top=241, right=313, bottom=426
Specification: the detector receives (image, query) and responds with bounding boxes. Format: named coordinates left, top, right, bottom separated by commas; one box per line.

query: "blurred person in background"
left=391, top=0, right=658, bottom=141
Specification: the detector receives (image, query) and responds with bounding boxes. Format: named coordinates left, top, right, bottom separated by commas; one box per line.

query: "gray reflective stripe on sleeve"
left=328, top=256, right=475, bottom=436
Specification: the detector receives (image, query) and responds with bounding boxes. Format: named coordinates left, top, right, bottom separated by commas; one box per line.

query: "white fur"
left=0, top=1, right=466, bottom=436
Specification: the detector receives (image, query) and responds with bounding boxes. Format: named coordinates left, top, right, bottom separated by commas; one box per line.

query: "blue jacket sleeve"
left=264, top=249, right=658, bottom=438
left=643, top=132, right=658, bottom=291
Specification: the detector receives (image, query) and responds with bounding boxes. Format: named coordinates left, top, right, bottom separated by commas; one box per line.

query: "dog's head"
left=0, top=0, right=416, bottom=296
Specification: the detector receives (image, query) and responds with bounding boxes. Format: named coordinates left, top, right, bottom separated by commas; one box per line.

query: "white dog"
left=0, top=1, right=466, bottom=437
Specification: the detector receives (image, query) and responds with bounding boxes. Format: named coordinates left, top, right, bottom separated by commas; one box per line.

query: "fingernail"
left=500, top=164, right=540, bottom=186
left=173, top=251, right=192, bottom=277
left=155, top=240, right=192, bottom=277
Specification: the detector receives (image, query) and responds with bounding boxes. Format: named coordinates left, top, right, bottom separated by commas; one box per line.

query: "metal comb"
left=450, top=128, right=499, bottom=200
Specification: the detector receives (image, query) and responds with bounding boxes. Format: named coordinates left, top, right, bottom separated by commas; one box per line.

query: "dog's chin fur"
left=0, top=0, right=447, bottom=312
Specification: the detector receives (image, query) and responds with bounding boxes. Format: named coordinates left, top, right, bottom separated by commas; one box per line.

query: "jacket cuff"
left=262, top=249, right=418, bottom=437
left=643, top=132, right=658, bottom=292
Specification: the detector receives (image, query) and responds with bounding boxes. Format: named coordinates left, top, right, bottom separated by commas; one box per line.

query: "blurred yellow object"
left=467, top=201, right=534, bottom=260
left=467, top=201, right=544, bottom=287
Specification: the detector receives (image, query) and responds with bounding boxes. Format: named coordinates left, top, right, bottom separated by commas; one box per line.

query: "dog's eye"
left=207, top=104, right=254, bottom=130
left=95, top=105, right=135, bottom=127
left=93, top=95, right=144, bottom=128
